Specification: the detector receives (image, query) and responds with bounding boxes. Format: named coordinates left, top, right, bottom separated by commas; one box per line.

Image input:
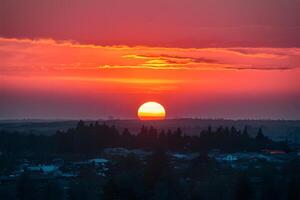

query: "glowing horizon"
left=0, top=37, right=299, bottom=119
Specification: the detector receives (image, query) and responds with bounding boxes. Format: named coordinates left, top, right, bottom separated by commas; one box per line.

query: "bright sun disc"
left=138, top=101, right=166, bottom=120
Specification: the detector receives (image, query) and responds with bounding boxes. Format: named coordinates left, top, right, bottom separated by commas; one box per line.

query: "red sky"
left=0, top=0, right=299, bottom=119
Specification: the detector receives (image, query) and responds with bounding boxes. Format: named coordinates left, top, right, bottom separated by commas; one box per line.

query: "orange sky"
left=0, top=37, right=299, bottom=119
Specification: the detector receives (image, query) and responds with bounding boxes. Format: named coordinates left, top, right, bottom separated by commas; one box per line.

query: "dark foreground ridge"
left=0, top=121, right=299, bottom=200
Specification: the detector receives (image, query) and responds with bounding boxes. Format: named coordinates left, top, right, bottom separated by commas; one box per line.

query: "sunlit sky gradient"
left=0, top=0, right=300, bottom=119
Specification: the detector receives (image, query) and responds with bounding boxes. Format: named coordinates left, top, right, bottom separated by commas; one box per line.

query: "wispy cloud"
left=0, top=37, right=300, bottom=73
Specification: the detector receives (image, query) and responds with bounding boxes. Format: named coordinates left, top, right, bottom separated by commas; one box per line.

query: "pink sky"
left=0, top=0, right=299, bottom=119
left=1, top=0, right=300, bottom=47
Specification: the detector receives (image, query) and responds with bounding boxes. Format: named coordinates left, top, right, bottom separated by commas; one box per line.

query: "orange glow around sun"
left=138, top=102, right=166, bottom=120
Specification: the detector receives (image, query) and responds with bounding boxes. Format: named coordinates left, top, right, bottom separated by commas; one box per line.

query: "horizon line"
left=0, top=117, right=299, bottom=122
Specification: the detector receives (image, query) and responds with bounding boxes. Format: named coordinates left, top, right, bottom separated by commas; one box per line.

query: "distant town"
left=0, top=120, right=299, bottom=199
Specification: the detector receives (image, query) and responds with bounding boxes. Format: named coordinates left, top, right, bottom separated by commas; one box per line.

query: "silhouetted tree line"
left=0, top=120, right=290, bottom=154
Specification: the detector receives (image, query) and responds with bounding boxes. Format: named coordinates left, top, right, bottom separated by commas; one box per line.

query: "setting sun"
left=138, top=101, right=166, bottom=120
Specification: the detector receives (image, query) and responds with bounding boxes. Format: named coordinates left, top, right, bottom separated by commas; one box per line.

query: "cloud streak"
left=0, top=37, right=300, bottom=74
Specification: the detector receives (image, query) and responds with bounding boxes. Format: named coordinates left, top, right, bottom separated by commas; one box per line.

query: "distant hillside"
left=0, top=120, right=77, bottom=135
